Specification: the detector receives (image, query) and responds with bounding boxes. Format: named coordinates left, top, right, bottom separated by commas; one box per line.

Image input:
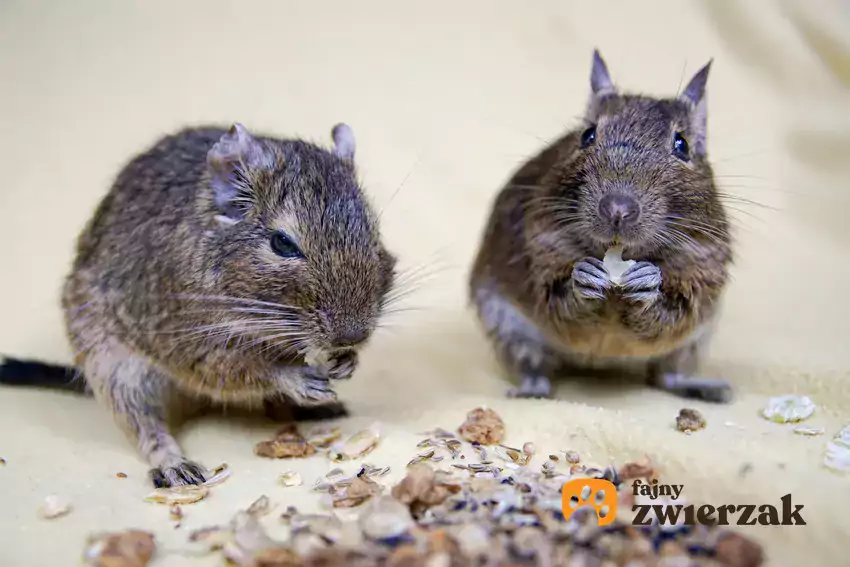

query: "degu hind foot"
left=139, top=422, right=210, bottom=488
left=82, top=347, right=210, bottom=488
left=149, top=458, right=208, bottom=488
left=650, top=372, right=734, bottom=404
left=507, top=375, right=553, bottom=399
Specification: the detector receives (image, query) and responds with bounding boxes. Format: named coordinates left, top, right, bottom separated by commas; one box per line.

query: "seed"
left=279, top=471, right=303, bottom=487
left=564, top=451, right=581, bottom=464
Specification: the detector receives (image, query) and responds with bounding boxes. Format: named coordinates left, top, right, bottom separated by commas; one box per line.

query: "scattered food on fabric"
left=173, top=411, right=764, bottom=566
left=73, top=410, right=768, bottom=566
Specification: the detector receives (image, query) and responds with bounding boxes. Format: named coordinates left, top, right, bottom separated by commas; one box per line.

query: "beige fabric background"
left=1, top=0, right=848, bottom=565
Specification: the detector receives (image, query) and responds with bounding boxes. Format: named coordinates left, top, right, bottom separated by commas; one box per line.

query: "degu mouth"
left=630, top=480, right=806, bottom=526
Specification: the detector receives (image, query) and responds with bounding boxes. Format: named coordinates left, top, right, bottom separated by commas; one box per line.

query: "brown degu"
left=469, top=51, right=733, bottom=402
left=0, top=122, right=397, bottom=487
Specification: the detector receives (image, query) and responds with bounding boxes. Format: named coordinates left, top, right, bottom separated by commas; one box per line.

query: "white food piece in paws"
left=303, top=347, right=331, bottom=369
left=602, top=245, right=636, bottom=286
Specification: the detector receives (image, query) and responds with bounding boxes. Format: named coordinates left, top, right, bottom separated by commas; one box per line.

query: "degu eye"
left=673, top=132, right=690, bottom=160
left=270, top=232, right=303, bottom=259
left=580, top=126, right=596, bottom=148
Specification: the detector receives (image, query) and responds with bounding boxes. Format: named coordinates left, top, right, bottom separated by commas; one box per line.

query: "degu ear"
left=590, top=50, right=616, bottom=96
left=206, top=123, right=272, bottom=222
left=586, top=49, right=617, bottom=117
left=679, top=60, right=712, bottom=155
left=331, top=123, right=356, bottom=161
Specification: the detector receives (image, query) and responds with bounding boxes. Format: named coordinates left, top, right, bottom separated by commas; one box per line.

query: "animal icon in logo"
left=561, top=478, right=618, bottom=526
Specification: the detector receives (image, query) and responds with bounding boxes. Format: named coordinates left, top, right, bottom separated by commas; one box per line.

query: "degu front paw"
left=620, top=261, right=662, bottom=304
left=569, top=257, right=613, bottom=301
left=296, top=368, right=339, bottom=405
left=507, top=375, right=552, bottom=399
left=327, top=350, right=358, bottom=381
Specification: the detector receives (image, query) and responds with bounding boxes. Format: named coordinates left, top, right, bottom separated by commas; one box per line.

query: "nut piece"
left=761, top=395, right=816, bottom=423
left=40, top=494, right=72, bottom=519
left=714, top=532, right=765, bottom=567
left=255, top=424, right=317, bottom=459
left=83, top=531, right=156, bottom=567
left=306, top=427, right=342, bottom=449
left=675, top=408, right=706, bottom=432
left=618, top=457, right=657, bottom=482
left=247, top=495, right=272, bottom=517
left=359, top=496, right=415, bottom=540
left=252, top=547, right=300, bottom=567
left=391, top=463, right=461, bottom=515
left=188, top=526, right=233, bottom=550
left=230, top=510, right=279, bottom=559
left=458, top=408, right=505, bottom=445
left=332, top=476, right=381, bottom=508
left=452, top=523, right=490, bottom=558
